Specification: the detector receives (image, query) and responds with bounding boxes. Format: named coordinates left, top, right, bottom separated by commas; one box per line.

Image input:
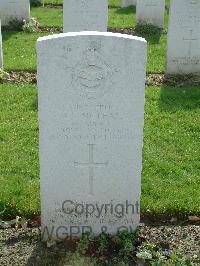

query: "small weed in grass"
left=77, top=233, right=91, bottom=255
left=74, top=229, right=139, bottom=264
left=0, top=69, right=9, bottom=81
left=98, top=232, right=110, bottom=255
left=113, top=230, right=138, bottom=258
left=22, top=17, right=40, bottom=33
left=136, top=242, right=195, bottom=266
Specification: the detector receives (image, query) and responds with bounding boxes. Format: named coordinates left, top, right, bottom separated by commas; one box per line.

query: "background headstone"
left=136, top=0, right=165, bottom=28
left=121, top=0, right=136, bottom=8
left=37, top=32, right=147, bottom=241
left=63, top=0, right=108, bottom=32
left=166, top=0, right=200, bottom=75
left=0, top=0, right=30, bottom=26
left=0, top=20, right=3, bottom=69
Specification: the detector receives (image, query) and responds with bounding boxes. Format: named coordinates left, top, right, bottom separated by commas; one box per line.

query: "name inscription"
left=61, top=103, right=133, bottom=141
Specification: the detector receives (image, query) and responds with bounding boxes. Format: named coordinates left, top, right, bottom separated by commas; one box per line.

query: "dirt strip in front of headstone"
left=0, top=225, right=199, bottom=266
left=1, top=70, right=200, bottom=87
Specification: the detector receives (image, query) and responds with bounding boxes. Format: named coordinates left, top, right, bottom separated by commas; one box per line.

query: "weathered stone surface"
left=136, top=0, right=165, bottom=28
left=166, top=0, right=200, bottom=75
left=63, top=0, right=108, bottom=32
left=121, top=0, right=136, bottom=8
left=37, top=32, right=147, bottom=241
left=0, top=0, right=30, bottom=26
left=0, top=21, right=3, bottom=69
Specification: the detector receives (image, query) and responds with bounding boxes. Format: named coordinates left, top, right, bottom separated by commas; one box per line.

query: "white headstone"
left=0, top=21, right=3, bottom=70
left=166, top=0, right=200, bottom=75
left=121, top=0, right=136, bottom=8
left=37, top=32, right=147, bottom=241
left=136, top=0, right=165, bottom=28
left=0, top=0, right=30, bottom=26
left=63, top=0, right=108, bottom=33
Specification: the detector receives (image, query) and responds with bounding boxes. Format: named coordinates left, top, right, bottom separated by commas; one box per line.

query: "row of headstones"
left=122, top=0, right=200, bottom=75
left=0, top=0, right=164, bottom=28
left=0, top=0, right=199, bottom=241
left=0, top=0, right=200, bottom=74
left=0, top=0, right=164, bottom=29
left=63, top=0, right=165, bottom=31
left=122, top=0, right=165, bottom=29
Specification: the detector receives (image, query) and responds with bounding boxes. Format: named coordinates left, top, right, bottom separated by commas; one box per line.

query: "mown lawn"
left=0, top=84, right=199, bottom=217
left=30, top=5, right=169, bottom=29
left=2, top=3, right=170, bottom=73
left=2, top=31, right=167, bottom=73
left=0, top=84, right=39, bottom=217
left=43, top=0, right=171, bottom=8
left=43, top=0, right=121, bottom=6
left=142, top=86, right=200, bottom=217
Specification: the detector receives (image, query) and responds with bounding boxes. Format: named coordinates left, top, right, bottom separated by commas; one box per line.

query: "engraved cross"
left=74, top=144, right=108, bottom=196
left=183, top=30, right=198, bottom=56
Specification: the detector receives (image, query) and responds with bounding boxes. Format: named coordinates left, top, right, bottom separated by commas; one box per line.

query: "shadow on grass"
left=135, top=22, right=166, bottom=44
left=31, top=94, right=38, bottom=112
left=116, top=6, right=136, bottom=15
left=159, top=85, right=200, bottom=112
left=137, top=31, right=162, bottom=44
left=2, top=31, right=19, bottom=42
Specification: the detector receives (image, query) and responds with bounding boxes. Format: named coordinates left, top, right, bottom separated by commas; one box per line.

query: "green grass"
left=31, top=6, right=169, bottom=30
left=43, top=0, right=121, bottom=6
left=142, top=86, right=200, bottom=216
left=0, top=84, right=39, bottom=217
left=109, top=6, right=136, bottom=29
left=2, top=31, right=167, bottom=72
left=109, top=0, right=120, bottom=7
left=1, top=5, right=170, bottom=72
left=44, top=0, right=63, bottom=4
left=30, top=6, right=136, bottom=29
left=145, top=34, right=167, bottom=73
left=0, top=84, right=199, bottom=217
left=2, top=32, right=48, bottom=70
left=43, top=0, right=170, bottom=8
left=31, top=6, right=63, bottom=28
